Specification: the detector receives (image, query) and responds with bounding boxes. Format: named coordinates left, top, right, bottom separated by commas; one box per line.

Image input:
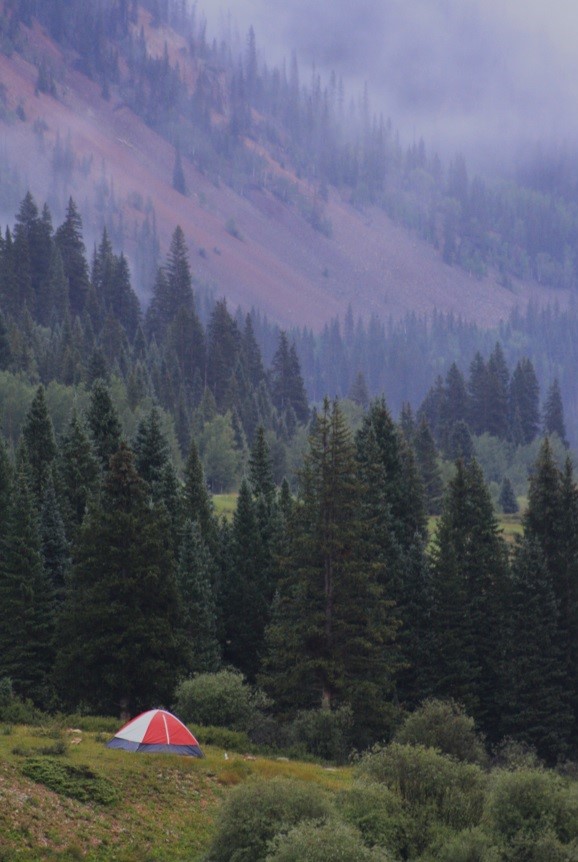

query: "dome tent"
left=106, top=708, right=204, bottom=757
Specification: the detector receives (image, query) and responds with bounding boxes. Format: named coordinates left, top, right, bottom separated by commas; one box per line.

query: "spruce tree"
left=509, top=357, right=540, bottom=445
left=55, top=410, right=100, bottom=542
left=221, top=479, right=269, bottom=681
left=413, top=417, right=444, bottom=515
left=501, top=537, right=573, bottom=763
left=543, top=379, right=568, bottom=447
left=181, top=435, right=218, bottom=552
left=54, top=444, right=183, bottom=716
left=39, top=477, right=70, bottom=602
left=86, top=378, right=122, bottom=469
left=176, top=519, right=220, bottom=674
left=21, top=384, right=57, bottom=507
left=54, top=197, right=90, bottom=317
left=0, top=463, right=56, bottom=707
left=262, top=399, right=398, bottom=744
left=430, top=459, right=509, bottom=740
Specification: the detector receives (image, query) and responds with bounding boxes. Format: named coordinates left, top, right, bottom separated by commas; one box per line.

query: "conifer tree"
left=86, top=378, right=122, bottom=469
left=55, top=410, right=100, bottom=542
left=0, top=463, right=55, bottom=707
left=262, top=399, right=398, bottom=743
left=39, top=477, right=70, bottom=602
left=543, top=378, right=568, bottom=447
left=486, top=342, right=510, bottom=439
left=501, top=536, right=573, bottom=763
left=21, top=384, right=57, bottom=507
left=413, top=417, right=444, bottom=515
left=509, top=357, right=540, bottom=445
left=222, top=479, right=269, bottom=681
left=176, top=519, right=220, bottom=673
left=430, top=459, right=509, bottom=740
left=181, top=435, right=218, bottom=551
left=55, top=197, right=90, bottom=317
left=55, top=444, right=183, bottom=716
left=499, top=476, right=518, bottom=514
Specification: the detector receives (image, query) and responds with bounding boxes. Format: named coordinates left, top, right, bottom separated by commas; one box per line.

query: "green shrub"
left=289, top=706, right=353, bottom=763
left=197, top=725, right=251, bottom=752
left=174, top=669, right=268, bottom=732
left=484, top=769, right=578, bottom=846
left=426, top=827, right=500, bottom=861
left=21, top=758, right=118, bottom=805
left=394, top=699, right=487, bottom=765
left=356, top=743, right=487, bottom=832
left=265, top=819, right=391, bottom=861
left=338, top=781, right=412, bottom=857
left=204, top=777, right=332, bottom=862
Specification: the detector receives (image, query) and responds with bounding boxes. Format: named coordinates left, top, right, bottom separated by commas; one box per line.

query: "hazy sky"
left=200, top=0, right=578, bottom=170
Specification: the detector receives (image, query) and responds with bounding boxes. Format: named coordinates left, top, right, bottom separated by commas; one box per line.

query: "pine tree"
left=86, top=378, right=122, bottom=469
left=39, top=477, right=70, bottom=602
left=509, top=357, right=540, bottom=445
left=270, top=331, right=309, bottom=426
left=262, top=399, right=398, bottom=744
left=54, top=197, right=90, bottom=317
left=543, top=379, right=568, bottom=447
left=499, top=477, right=518, bottom=514
left=206, top=299, right=242, bottom=409
left=181, top=435, right=218, bottom=552
left=0, top=463, right=56, bottom=707
left=176, top=519, right=220, bottom=673
left=430, top=459, right=509, bottom=740
left=21, top=384, right=57, bottom=507
left=486, top=342, right=510, bottom=439
left=413, top=417, right=444, bottom=515
left=54, top=444, right=183, bottom=716
left=55, top=411, right=100, bottom=542
left=221, top=479, right=269, bottom=681
left=467, top=352, right=489, bottom=435
left=501, top=537, right=573, bottom=762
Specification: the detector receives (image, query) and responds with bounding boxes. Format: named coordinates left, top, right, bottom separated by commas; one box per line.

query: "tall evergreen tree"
left=55, top=444, right=183, bottom=716
left=0, top=463, right=55, bottom=707
left=39, top=477, right=70, bottom=602
left=21, top=384, right=57, bottom=507
left=543, top=378, right=568, bottom=447
left=509, top=357, right=540, bottom=445
left=55, top=410, right=100, bottom=543
left=54, top=197, right=90, bottom=317
left=262, top=399, right=398, bottom=744
left=429, top=459, right=509, bottom=740
left=176, top=519, right=220, bottom=674
left=221, top=479, right=269, bottom=681
left=181, top=435, right=218, bottom=552
left=501, top=536, right=573, bottom=763
left=86, top=378, right=122, bottom=469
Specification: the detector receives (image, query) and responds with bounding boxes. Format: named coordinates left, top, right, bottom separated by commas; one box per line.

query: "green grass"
left=0, top=722, right=350, bottom=861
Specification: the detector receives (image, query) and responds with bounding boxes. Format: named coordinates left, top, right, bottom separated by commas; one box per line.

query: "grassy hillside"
left=0, top=721, right=349, bottom=861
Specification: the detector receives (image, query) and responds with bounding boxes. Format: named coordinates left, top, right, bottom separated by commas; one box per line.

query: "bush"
left=196, top=725, right=251, bottom=753
left=356, top=743, right=487, bottom=832
left=428, top=827, right=500, bottom=861
left=265, top=819, right=391, bottom=861
left=394, top=699, right=487, bottom=765
left=484, top=769, right=578, bottom=846
left=289, top=706, right=354, bottom=763
left=174, top=669, right=269, bottom=732
left=20, top=758, right=118, bottom=805
left=338, top=781, right=412, bottom=857
left=204, top=777, right=332, bottom=862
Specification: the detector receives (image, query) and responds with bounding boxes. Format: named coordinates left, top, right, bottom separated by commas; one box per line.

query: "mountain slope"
left=0, top=6, right=569, bottom=329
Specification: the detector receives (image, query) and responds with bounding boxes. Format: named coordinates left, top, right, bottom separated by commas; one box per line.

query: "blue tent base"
left=106, top=738, right=204, bottom=757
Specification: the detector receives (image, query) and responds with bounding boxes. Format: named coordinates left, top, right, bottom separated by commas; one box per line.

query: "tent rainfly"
left=106, top=709, right=204, bottom=757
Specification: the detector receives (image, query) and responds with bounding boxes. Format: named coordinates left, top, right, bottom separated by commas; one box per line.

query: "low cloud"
left=199, top=0, right=578, bottom=172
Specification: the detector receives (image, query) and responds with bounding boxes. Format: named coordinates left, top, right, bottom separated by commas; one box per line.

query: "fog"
left=200, top=0, right=578, bottom=173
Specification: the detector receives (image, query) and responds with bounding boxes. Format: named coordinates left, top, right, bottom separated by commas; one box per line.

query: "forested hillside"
left=2, top=2, right=578, bottom=821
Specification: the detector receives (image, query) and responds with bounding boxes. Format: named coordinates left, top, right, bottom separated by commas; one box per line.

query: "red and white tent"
left=106, top=709, right=204, bottom=757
